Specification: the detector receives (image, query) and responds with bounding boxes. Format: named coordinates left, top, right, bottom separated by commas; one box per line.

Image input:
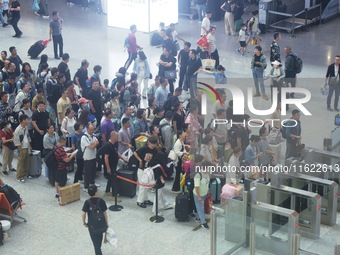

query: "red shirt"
left=128, top=33, right=140, bottom=53
left=54, top=144, right=68, bottom=170
left=0, top=129, right=14, bottom=148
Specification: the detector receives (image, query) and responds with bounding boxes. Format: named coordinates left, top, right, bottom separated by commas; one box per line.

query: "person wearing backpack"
left=251, top=45, right=268, bottom=100
left=124, top=25, right=142, bottom=71
left=159, top=111, right=174, bottom=155
left=82, top=184, right=108, bottom=255
left=72, top=122, right=84, bottom=183
left=246, top=10, right=260, bottom=47
left=284, top=46, right=298, bottom=99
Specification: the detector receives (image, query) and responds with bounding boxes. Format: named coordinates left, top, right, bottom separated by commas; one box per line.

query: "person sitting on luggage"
left=82, top=184, right=109, bottom=255
left=132, top=136, right=158, bottom=208
left=0, top=178, right=22, bottom=210
left=193, top=160, right=211, bottom=230
left=54, top=136, right=76, bottom=199
left=147, top=152, right=173, bottom=216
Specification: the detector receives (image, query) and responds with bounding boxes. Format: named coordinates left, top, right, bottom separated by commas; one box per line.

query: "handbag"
left=104, top=228, right=118, bottom=248
left=7, top=142, right=17, bottom=151
left=320, top=83, right=329, bottom=95
left=164, top=70, right=176, bottom=80
left=202, top=58, right=216, bottom=70
left=32, top=0, right=40, bottom=11
left=268, top=129, right=282, bottom=145
left=197, top=35, right=209, bottom=50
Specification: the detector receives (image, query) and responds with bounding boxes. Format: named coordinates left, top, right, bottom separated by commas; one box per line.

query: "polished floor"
left=1, top=0, right=340, bottom=254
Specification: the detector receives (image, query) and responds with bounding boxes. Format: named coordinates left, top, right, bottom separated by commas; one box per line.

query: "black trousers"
left=106, top=171, right=118, bottom=195
left=172, top=158, right=182, bottom=192
left=3, top=10, right=9, bottom=18
left=89, top=230, right=103, bottom=255
left=124, top=52, right=137, bottom=70
left=52, top=34, right=63, bottom=58
left=210, top=49, right=220, bottom=69
left=178, top=67, right=187, bottom=89
left=12, top=16, right=22, bottom=36
left=285, top=73, right=296, bottom=98
left=73, top=157, right=84, bottom=183
left=168, top=79, right=175, bottom=94
left=84, top=159, right=96, bottom=189
left=33, top=131, right=44, bottom=153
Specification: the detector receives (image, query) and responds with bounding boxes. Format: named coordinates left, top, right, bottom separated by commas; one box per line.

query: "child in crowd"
left=199, top=65, right=227, bottom=84
left=147, top=75, right=161, bottom=100
left=237, top=23, right=247, bottom=56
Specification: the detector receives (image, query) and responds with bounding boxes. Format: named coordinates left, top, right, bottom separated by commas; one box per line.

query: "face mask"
left=85, top=104, right=90, bottom=111
left=7, top=124, right=11, bottom=129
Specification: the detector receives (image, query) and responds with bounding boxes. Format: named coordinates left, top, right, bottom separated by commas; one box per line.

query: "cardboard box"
left=59, top=183, right=80, bottom=206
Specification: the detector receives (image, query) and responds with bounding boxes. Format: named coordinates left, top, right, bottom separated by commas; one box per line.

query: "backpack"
left=124, top=35, right=130, bottom=49
left=293, top=54, right=303, bottom=74
left=46, top=78, right=57, bottom=98
left=159, top=122, right=170, bottom=144
left=76, top=134, right=88, bottom=158
left=89, top=199, right=107, bottom=234
left=141, top=164, right=161, bottom=185
left=186, top=172, right=202, bottom=192
left=35, top=72, right=48, bottom=90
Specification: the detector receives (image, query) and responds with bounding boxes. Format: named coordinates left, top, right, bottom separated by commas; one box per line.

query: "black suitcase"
left=117, top=169, right=137, bottom=198
left=175, top=192, right=190, bottom=222
left=27, top=40, right=45, bottom=59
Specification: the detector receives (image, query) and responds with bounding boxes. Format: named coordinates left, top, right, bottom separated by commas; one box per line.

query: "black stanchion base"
left=149, top=215, right=164, bottom=223
left=109, top=205, right=123, bottom=212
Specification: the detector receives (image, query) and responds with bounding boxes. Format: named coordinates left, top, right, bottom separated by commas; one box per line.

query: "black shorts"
left=56, top=169, right=67, bottom=187
left=240, top=41, right=246, bottom=47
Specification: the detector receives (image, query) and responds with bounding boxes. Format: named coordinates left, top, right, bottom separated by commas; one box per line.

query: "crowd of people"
left=1, top=2, right=340, bottom=254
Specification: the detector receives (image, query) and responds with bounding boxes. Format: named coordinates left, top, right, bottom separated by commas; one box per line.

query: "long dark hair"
left=138, top=51, right=147, bottom=61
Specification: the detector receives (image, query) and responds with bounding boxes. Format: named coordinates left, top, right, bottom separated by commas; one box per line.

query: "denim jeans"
left=196, top=4, right=206, bottom=21
left=327, top=85, right=340, bottom=109
left=252, top=67, right=265, bottom=95
left=187, top=75, right=197, bottom=98
left=193, top=193, right=207, bottom=224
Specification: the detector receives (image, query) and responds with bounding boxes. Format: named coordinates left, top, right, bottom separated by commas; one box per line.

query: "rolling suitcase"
left=29, top=150, right=42, bottom=177
left=210, top=178, right=222, bottom=204
left=117, top=169, right=137, bottom=198
left=175, top=191, right=190, bottom=222
left=27, top=40, right=45, bottom=59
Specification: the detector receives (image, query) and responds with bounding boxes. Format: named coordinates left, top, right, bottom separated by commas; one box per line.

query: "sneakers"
left=327, top=107, right=333, bottom=112
left=236, top=49, right=241, bottom=53
left=190, top=213, right=196, bottom=218
left=10, top=168, right=16, bottom=172
left=55, top=57, right=61, bottom=60
left=94, top=183, right=101, bottom=188
left=27, top=176, right=32, bottom=179
left=195, top=218, right=200, bottom=223
left=253, top=92, right=261, bottom=97
left=262, top=95, right=269, bottom=100
left=163, top=203, right=173, bottom=210
left=78, top=180, right=84, bottom=184
left=17, top=179, right=25, bottom=183
left=2, top=171, right=8, bottom=176
left=137, top=202, right=146, bottom=208
left=144, top=200, right=153, bottom=206
left=83, top=188, right=88, bottom=193
left=201, top=223, right=209, bottom=230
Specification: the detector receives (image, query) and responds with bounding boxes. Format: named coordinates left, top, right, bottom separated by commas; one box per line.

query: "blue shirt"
left=244, top=144, right=257, bottom=166
left=72, top=132, right=84, bottom=147
left=213, top=72, right=227, bottom=84
left=50, top=17, right=62, bottom=36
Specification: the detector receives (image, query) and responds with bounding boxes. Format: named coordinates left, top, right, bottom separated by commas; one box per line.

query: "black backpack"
left=228, top=126, right=238, bottom=149
left=293, top=54, right=303, bottom=74
left=89, top=199, right=107, bottom=234
left=35, top=72, right=48, bottom=90
left=76, top=134, right=88, bottom=159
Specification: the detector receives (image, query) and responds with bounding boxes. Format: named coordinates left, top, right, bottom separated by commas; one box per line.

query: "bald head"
left=110, top=131, right=118, bottom=142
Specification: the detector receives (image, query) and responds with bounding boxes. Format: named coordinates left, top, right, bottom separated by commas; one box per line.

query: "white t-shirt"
left=251, top=16, right=259, bottom=32
left=239, top=30, right=246, bottom=41
left=201, top=17, right=210, bottom=36
left=207, top=33, right=216, bottom=52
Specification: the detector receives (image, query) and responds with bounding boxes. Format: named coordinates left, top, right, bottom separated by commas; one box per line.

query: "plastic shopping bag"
left=104, top=228, right=118, bottom=249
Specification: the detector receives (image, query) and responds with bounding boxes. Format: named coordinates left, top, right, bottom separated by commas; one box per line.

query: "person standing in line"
left=74, top=59, right=89, bottom=98
left=177, top=42, right=191, bottom=90
left=251, top=46, right=268, bottom=100
left=72, top=122, right=84, bottom=184
left=58, top=53, right=70, bottom=81
left=200, top=11, right=211, bottom=37
left=49, top=11, right=63, bottom=59
left=124, top=24, right=142, bottom=71
left=270, top=32, right=281, bottom=64
left=81, top=124, right=99, bottom=192
left=155, top=77, right=169, bottom=108
left=8, top=46, right=22, bottom=77
left=186, top=49, right=202, bottom=98
left=8, top=0, right=22, bottom=38
left=158, top=47, right=176, bottom=94
left=32, top=101, right=50, bottom=153
left=220, top=0, right=235, bottom=36
left=325, top=55, right=340, bottom=112
left=0, top=121, right=16, bottom=176
left=82, top=185, right=108, bottom=255
left=195, top=0, right=207, bottom=22
left=13, top=114, right=31, bottom=183
left=133, top=51, right=150, bottom=99
left=87, top=80, right=102, bottom=126
left=284, top=46, right=297, bottom=98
